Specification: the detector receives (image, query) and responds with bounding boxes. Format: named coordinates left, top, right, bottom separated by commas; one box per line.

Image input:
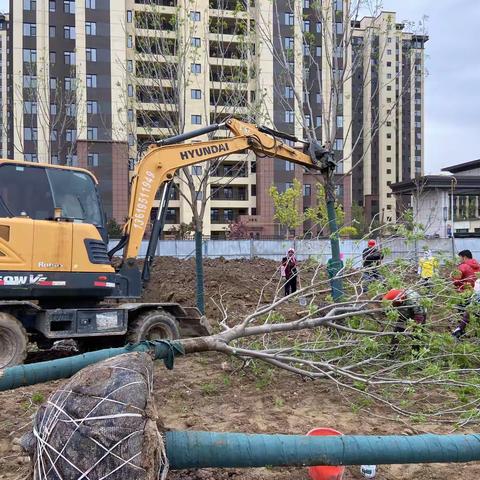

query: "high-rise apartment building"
left=4, top=1, right=426, bottom=236
left=350, top=12, right=427, bottom=224
left=7, top=0, right=129, bottom=220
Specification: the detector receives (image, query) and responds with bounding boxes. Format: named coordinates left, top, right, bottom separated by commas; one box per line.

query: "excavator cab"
left=0, top=160, right=116, bottom=300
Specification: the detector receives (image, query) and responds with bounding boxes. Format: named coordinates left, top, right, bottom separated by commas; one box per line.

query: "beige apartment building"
left=4, top=1, right=426, bottom=237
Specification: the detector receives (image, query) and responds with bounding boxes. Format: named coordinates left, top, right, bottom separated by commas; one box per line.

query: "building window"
left=386, top=85, right=392, bottom=91
left=51, top=130, right=58, bottom=141
left=88, top=153, right=99, bottom=167
left=336, top=115, right=343, bottom=128
left=51, top=155, right=59, bottom=164
left=66, top=155, right=78, bottom=166
left=23, top=0, right=36, bottom=10
left=86, top=48, right=97, bottom=62
left=87, top=127, right=98, bottom=140
left=305, top=114, right=311, bottom=127
left=87, top=100, right=98, bottom=114
left=316, top=22, right=321, bottom=33
left=64, top=51, right=75, bottom=64
left=315, top=116, right=322, bottom=127
left=285, top=12, right=294, bottom=25
left=387, top=37, right=392, bottom=43
left=49, top=0, right=56, bottom=11
left=127, top=109, right=134, bottom=121
left=316, top=46, right=322, bottom=57
left=24, top=128, right=38, bottom=141
left=23, top=75, right=37, bottom=88
left=66, top=104, right=76, bottom=116
left=386, top=73, right=392, bottom=79
left=192, top=165, right=202, bottom=175
left=251, top=184, right=256, bottom=196
left=64, top=26, right=76, bottom=39
left=386, top=61, right=392, bottom=67
left=190, top=11, right=201, bottom=21
left=303, top=44, right=310, bottom=56
left=386, top=145, right=392, bottom=150
left=86, top=0, right=96, bottom=8
left=49, top=26, right=56, bottom=37
left=191, top=115, right=202, bottom=125
left=66, top=129, right=76, bottom=142
left=285, top=110, right=294, bottom=123
left=386, top=133, right=391, bottom=139
left=23, top=23, right=36, bottom=37
left=24, top=102, right=37, bottom=114
left=386, top=97, right=392, bottom=103
left=284, top=37, right=294, bottom=50
left=386, top=169, right=391, bottom=174
left=191, top=63, right=201, bottom=74
left=387, top=49, right=392, bottom=55
left=50, top=77, right=57, bottom=89
left=191, top=89, right=201, bottom=99
left=386, top=121, right=392, bottom=126
left=303, top=0, right=310, bottom=8
left=335, top=22, right=343, bottom=34
left=386, top=157, right=391, bottom=163
left=85, top=21, right=96, bottom=35
left=50, top=104, right=57, bottom=115
left=285, top=86, right=294, bottom=99
left=64, top=77, right=75, bottom=90
left=23, top=49, right=37, bottom=63
left=128, top=134, right=135, bottom=146
left=334, top=138, right=343, bottom=150
left=64, top=0, right=75, bottom=13
left=127, top=35, right=133, bottom=48
left=24, top=153, right=38, bottom=162
left=127, top=84, right=134, bottom=97
left=127, top=10, right=133, bottom=22
left=285, top=161, right=295, bottom=171
left=87, top=74, right=98, bottom=88
left=303, top=20, right=310, bottom=32
left=127, top=60, right=133, bottom=72
left=303, top=184, right=311, bottom=196
left=191, top=37, right=201, bottom=47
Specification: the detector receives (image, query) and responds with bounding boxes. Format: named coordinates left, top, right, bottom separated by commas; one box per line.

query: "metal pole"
left=451, top=177, right=456, bottom=259
left=195, top=229, right=205, bottom=314
left=166, top=431, right=480, bottom=469
left=325, top=172, right=343, bottom=301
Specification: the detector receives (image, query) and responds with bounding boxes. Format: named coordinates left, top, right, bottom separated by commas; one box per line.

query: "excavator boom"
left=123, top=119, right=321, bottom=262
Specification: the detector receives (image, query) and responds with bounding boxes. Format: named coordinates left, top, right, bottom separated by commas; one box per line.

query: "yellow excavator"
left=0, top=119, right=329, bottom=367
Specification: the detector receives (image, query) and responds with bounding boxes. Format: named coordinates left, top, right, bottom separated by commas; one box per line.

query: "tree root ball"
left=21, top=352, right=168, bottom=479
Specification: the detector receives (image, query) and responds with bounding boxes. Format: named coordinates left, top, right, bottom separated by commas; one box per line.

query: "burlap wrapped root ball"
left=21, top=352, right=168, bottom=480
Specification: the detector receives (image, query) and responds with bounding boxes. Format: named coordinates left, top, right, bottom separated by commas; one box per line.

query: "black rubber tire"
left=0, top=312, right=28, bottom=368
left=126, top=310, right=180, bottom=343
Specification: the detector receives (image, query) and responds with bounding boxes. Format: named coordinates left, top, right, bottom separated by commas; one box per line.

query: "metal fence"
left=108, top=237, right=480, bottom=266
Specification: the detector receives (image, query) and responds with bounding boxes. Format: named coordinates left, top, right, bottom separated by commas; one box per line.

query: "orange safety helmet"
left=383, top=289, right=406, bottom=301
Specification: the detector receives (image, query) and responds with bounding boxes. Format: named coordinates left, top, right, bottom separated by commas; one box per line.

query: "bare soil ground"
left=1, top=258, right=479, bottom=479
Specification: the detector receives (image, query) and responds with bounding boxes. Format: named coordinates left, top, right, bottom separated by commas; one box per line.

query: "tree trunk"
left=195, top=229, right=205, bottom=314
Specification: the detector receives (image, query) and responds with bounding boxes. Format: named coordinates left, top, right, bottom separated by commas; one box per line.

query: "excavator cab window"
left=0, top=163, right=103, bottom=227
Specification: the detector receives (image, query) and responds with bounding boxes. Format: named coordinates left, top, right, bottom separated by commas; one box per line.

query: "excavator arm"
left=122, top=119, right=327, bottom=269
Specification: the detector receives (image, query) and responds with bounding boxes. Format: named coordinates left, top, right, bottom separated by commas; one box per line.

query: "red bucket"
left=306, top=428, right=345, bottom=480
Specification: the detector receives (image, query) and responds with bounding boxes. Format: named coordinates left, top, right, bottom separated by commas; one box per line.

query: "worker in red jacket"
left=452, top=249, right=480, bottom=338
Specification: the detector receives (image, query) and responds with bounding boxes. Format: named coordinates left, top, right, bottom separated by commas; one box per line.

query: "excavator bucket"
left=176, top=306, right=212, bottom=337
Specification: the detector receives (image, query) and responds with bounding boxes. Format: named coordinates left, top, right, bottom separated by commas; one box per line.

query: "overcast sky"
left=0, top=0, right=478, bottom=173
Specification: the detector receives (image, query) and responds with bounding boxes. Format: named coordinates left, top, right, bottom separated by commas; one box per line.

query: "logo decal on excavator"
left=179, top=143, right=230, bottom=161
left=133, top=170, right=155, bottom=229
left=0, top=274, right=47, bottom=286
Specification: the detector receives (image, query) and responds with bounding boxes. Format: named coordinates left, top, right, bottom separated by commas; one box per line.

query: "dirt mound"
left=142, top=257, right=287, bottom=321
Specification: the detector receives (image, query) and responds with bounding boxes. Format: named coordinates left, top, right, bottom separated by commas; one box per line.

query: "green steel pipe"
left=165, top=431, right=480, bottom=469
left=195, top=229, right=206, bottom=315
left=0, top=340, right=183, bottom=391
left=326, top=198, right=343, bottom=301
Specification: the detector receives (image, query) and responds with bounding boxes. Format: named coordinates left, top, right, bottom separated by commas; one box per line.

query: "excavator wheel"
left=0, top=312, right=28, bottom=368
left=127, top=310, right=180, bottom=343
